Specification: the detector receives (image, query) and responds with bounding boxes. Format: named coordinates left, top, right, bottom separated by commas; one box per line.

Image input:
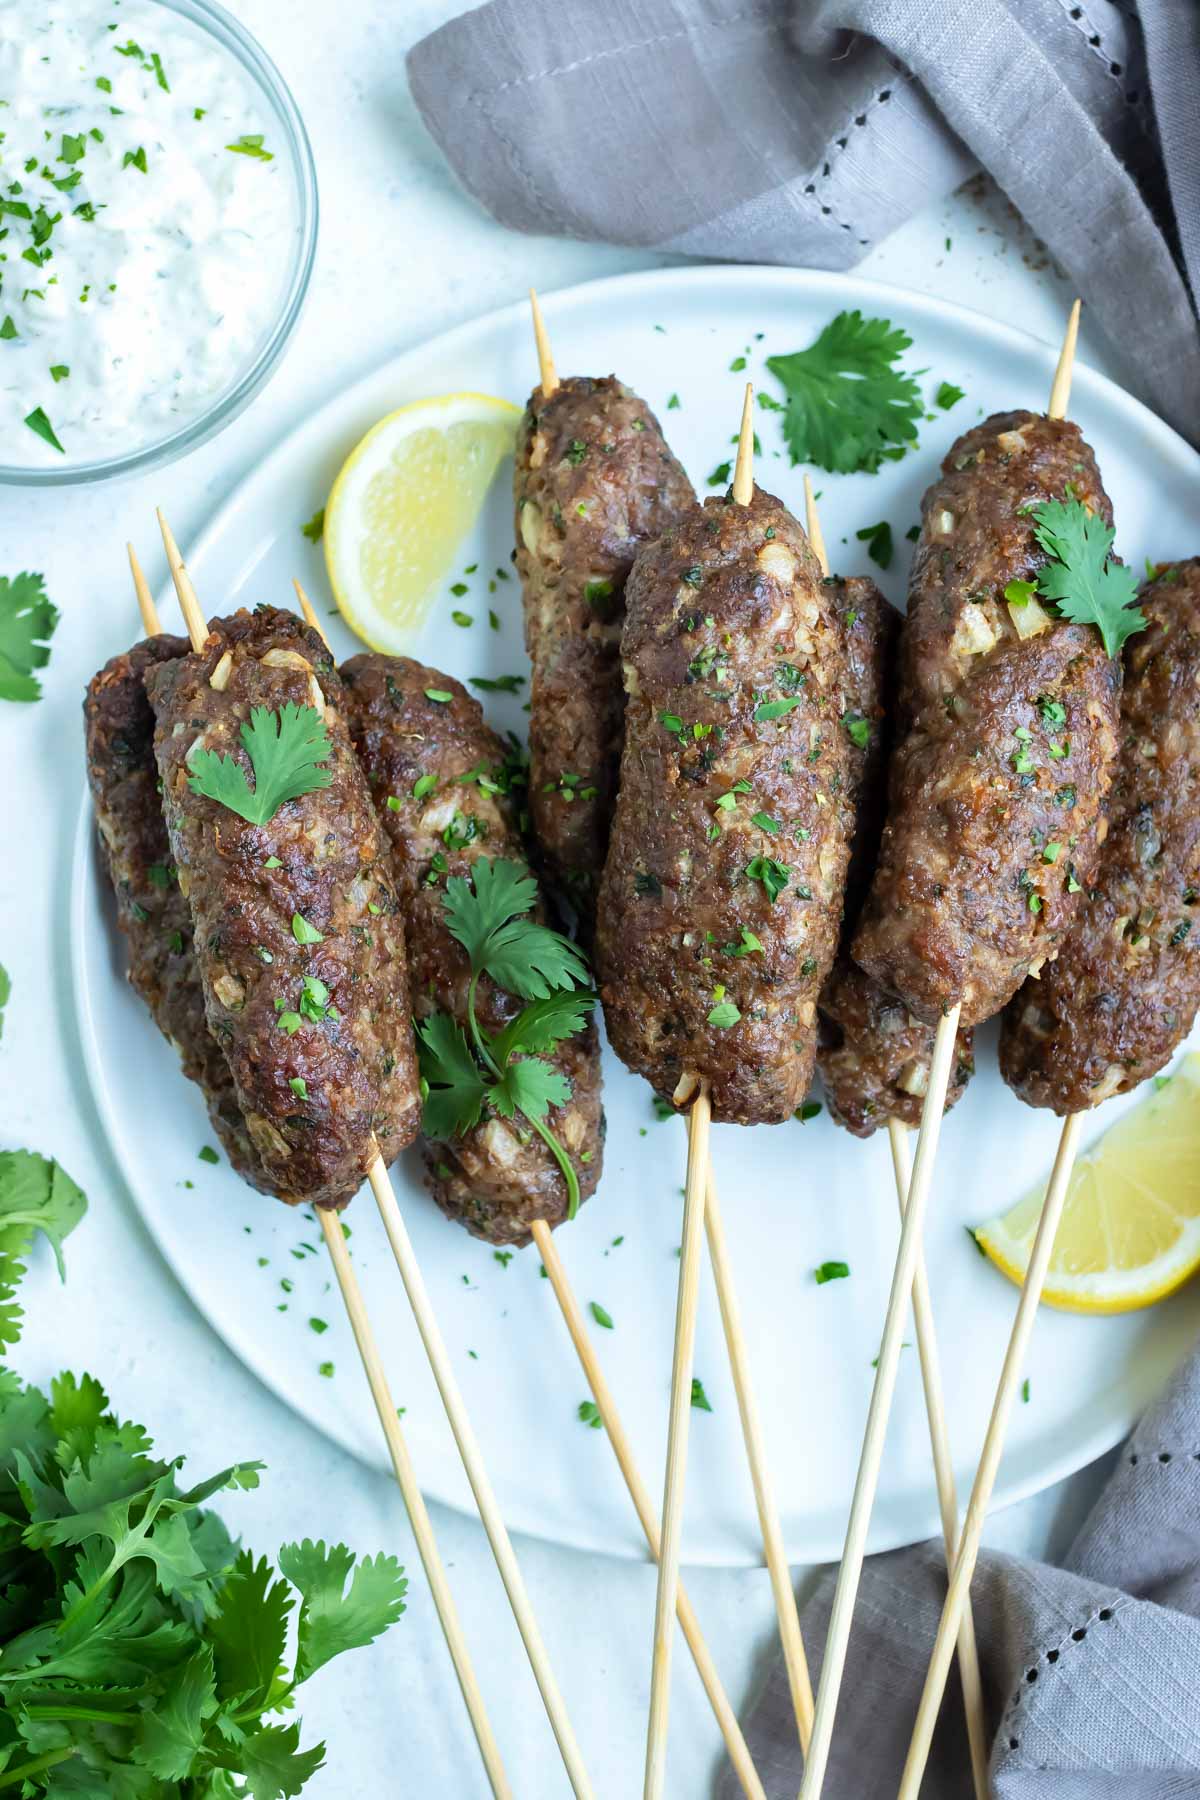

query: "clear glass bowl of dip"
left=0, top=0, right=317, bottom=488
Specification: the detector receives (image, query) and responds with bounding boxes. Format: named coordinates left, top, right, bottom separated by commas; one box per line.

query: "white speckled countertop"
left=4, top=4, right=1123, bottom=1793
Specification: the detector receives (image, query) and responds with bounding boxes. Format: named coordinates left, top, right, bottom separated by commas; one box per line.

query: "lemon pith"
left=973, top=1054, right=1200, bottom=1314
left=323, top=392, right=521, bottom=654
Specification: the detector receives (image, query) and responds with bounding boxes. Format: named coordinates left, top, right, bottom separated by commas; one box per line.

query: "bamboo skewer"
left=532, top=1219, right=768, bottom=1800
left=128, top=546, right=510, bottom=1799
left=886, top=1122, right=989, bottom=1800
left=799, top=1014, right=961, bottom=1800
left=529, top=288, right=559, bottom=398
left=645, top=1075, right=711, bottom=1800
left=284, top=579, right=593, bottom=1800
left=290, top=579, right=766, bottom=1800
left=158, top=524, right=592, bottom=1800
left=897, top=300, right=1087, bottom=1797
left=802, top=482, right=988, bottom=1799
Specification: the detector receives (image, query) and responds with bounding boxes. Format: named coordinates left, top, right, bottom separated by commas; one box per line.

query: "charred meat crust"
left=146, top=608, right=421, bottom=1208
left=515, top=375, right=694, bottom=920
left=596, top=487, right=853, bottom=1126
left=1000, top=561, right=1200, bottom=1112
left=815, top=582, right=975, bottom=1136
left=84, top=634, right=273, bottom=1188
left=340, top=653, right=604, bottom=1245
left=852, top=412, right=1122, bottom=1029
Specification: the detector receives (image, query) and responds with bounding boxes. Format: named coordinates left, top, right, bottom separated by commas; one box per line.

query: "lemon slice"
left=324, top=392, right=521, bottom=652
left=973, top=1054, right=1200, bottom=1313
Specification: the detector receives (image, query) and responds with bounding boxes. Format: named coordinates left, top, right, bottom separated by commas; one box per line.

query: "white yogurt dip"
left=0, top=0, right=298, bottom=469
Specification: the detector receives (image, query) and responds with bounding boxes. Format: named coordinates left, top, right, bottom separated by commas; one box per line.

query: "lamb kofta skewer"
left=517, top=291, right=695, bottom=928
left=522, top=308, right=815, bottom=1758
left=292, top=585, right=766, bottom=1800
left=154, top=527, right=594, bottom=1800
left=596, top=390, right=853, bottom=1799
left=103, top=548, right=511, bottom=1799
left=802, top=304, right=1124, bottom=1800
left=904, top=563, right=1191, bottom=1798
left=804, top=484, right=989, bottom=1800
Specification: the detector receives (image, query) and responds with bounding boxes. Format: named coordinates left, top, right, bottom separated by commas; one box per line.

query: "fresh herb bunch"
left=188, top=704, right=333, bottom=828
left=1030, top=497, right=1145, bottom=658
left=415, top=859, right=596, bottom=1219
left=0, top=1150, right=407, bottom=1796
left=765, top=311, right=924, bottom=475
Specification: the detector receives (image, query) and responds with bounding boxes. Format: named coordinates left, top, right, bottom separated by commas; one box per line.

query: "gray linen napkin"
left=710, top=1337, right=1200, bottom=1799
left=407, top=0, right=1200, bottom=444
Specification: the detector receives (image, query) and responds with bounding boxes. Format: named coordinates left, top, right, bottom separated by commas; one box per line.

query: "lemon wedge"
left=324, top=392, right=521, bottom=652
left=973, top=1054, right=1200, bottom=1313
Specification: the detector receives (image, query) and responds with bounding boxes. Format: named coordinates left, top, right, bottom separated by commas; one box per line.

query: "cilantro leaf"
left=276, top=1539, right=407, bottom=1680
left=489, top=989, right=596, bottom=1066
left=0, top=572, right=59, bottom=702
left=765, top=311, right=923, bottom=474
left=137, top=1644, right=218, bottom=1780
left=416, top=1013, right=487, bottom=1142
left=481, top=919, right=589, bottom=1000
left=208, top=1551, right=293, bottom=1706
left=855, top=519, right=893, bottom=570
left=0, top=1149, right=87, bottom=1279
left=188, top=703, right=333, bottom=826
left=1031, top=499, right=1146, bottom=658
left=442, top=858, right=538, bottom=964
left=238, top=1721, right=326, bottom=1798
left=442, top=858, right=588, bottom=996
left=489, top=1056, right=572, bottom=1123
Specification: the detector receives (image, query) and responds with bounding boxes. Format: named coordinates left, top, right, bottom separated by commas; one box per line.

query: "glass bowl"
left=0, top=0, right=317, bottom=488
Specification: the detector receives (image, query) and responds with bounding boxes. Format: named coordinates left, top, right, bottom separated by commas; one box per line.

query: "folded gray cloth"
left=407, top=0, right=1200, bottom=445
left=710, top=1337, right=1200, bottom=1799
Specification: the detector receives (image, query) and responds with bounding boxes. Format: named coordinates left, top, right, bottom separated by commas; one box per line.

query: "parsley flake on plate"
left=856, top=519, right=893, bottom=570
left=301, top=507, right=325, bottom=543
left=589, top=1301, right=614, bottom=1329
left=188, top=702, right=333, bottom=826
left=765, top=310, right=923, bottom=474
left=690, top=1377, right=713, bottom=1413
left=815, top=1260, right=850, bottom=1284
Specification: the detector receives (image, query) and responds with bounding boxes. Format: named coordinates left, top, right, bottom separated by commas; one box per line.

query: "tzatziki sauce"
left=0, top=0, right=299, bottom=469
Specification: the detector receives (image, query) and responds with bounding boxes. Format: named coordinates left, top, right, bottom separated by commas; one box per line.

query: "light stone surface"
left=4, top=4, right=1118, bottom=1793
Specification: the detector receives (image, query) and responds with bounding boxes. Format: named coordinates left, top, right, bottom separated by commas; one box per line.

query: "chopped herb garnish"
left=745, top=856, right=790, bottom=904
left=707, top=1000, right=741, bottom=1028
left=814, top=1260, right=850, bottom=1285
left=24, top=407, right=64, bottom=454
left=301, top=507, right=325, bottom=543
left=578, top=1400, right=603, bottom=1429
left=470, top=675, right=525, bottom=694
left=754, top=696, right=805, bottom=722
left=841, top=712, right=871, bottom=750
left=289, top=1077, right=308, bottom=1099
left=227, top=134, right=274, bottom=161
left=292, top=912, right=325, bottom=945
left=690, top=1378, right=713, bottom=1413
left=935, top=381, right=965, bottom=410
left=189, top=703, right=333, bottom=826
left=589, top=1301, right=614, bottom=1329
left=425, top=689, right=453, bottom=704
left=856, top=520, right=893, bottom=570
left=122, top=146, right=148, bottom=174
left=198, top=1145, right=219, bottom=1165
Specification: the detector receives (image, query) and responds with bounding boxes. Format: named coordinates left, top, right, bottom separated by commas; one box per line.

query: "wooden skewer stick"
left=645, top=381, right=760, bottom=1799
left=127, top=543, right=158, bottom=638
left=898, top=299, right=1087, bottom=1798
left=134, top=550, right=510, bottom=1799
left=803, top=484, right=988, bottom=1798
left=287, top=577, right=594, bottom=1799
left=159, top=528, right=591, bottom=1800
left=532, top=1220, right=768, bottom=1800
left=529, top=288, right=559, bottom=397
left=886, top=1122, right=989, bottom=1800
left=299, top=597, right=762, bottom=1775
left=898, top=1114, right=1084, bottom=1796
left=704, top=1174, right=814, bottom=1750
left=798, top=1003, right=961, bottom=1800
left=645, top=1077, right=711, bottom=1800
left=317, top=1212, right=512, bottom=1797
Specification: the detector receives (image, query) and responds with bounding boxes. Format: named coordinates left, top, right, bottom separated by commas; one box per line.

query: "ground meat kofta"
left=596, top=486, right=852, bottom=1126
left=515, top=375, right=694, bottom=921
left=146, top=607, right=421, bottom=1207
left=852, top=411, right=1123, bottom=1029
left=816, top=581, right=975, bottom=1137
left=84, top=634, right=271, bottom=1187
left=1001, top=560, right=1200, bottom=1112
left=340, top=654, right=604, bottom=1246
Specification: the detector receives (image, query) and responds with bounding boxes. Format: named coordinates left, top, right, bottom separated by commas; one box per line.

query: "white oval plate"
left=73, top=265, right=1200, bottom=1565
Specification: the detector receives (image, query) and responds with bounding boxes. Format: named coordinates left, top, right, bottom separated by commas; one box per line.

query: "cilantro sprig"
left=0, top=1187, right=405, bottom=1797
left=1030, top=498, right=1145, bottom=658
left=416, top=859, right=595, bottom=1218
left=0, top=572, right=58, bottom=702
left=765, top=310, right=923, bottom=474
left=188, top=702, right=333, bottom=826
